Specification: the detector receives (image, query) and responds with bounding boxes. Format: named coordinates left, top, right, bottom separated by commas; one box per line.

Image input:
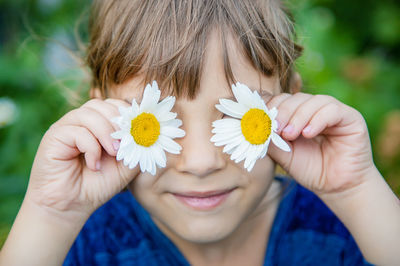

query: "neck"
left=154, top=180, right=282, bottom=266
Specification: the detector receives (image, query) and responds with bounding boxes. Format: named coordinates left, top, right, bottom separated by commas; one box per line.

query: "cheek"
left=241, top=155, right=276, bottom=200
left=245, top=154, right=276, bottom=183
left=128, top=173, right=161, bottom=208
left=231, top=155, right=276, bottom=209
left=128, top=156, right=277, bottom=244
left=130, top=173, right=158, bottom=190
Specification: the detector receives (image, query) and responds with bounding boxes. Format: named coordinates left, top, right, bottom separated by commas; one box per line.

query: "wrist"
left=0, top=197, right=88, bottom=266
left=316, top=166, right=400, bottom=265
left=22, top=195, right=90, bottom=231
left=316, top=164, right=379, bottom=204
left=24, top=188, right=93, bottom=227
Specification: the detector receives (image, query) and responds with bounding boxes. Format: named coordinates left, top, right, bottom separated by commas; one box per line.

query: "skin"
left=110, top=30, right=283, bottom=266
left=1, top=30, right=400, bottom=266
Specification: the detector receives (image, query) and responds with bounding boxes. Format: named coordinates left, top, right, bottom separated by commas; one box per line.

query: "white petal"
left=119, top=106, right=134, bottom=120
left=251, top=91, right=266, bottom=110
left=158, top=111, right=177, bottom=122
left=116, top=144, right=129, bottom=161
left=214, top=134, right=244, bottom=147
left=259, top=138, right=271, bottom=159
left=139, top=150, right=148, bottom=172
left=154, top=96, right=175, bottom=118
left=219, top=99, right=247, bottom=117
left=148, top=151, right=157, bottom=174
left=234, top=142, right=251, bottom=163
left=121, top=121, right=131, bottom=131
left=243, top=144, right=263, bottom=170
left=269, top=107, right=278, bottom=121
left=111, top=130, right=124, bottom=140
left=212, top=125, right=240, bottom=134
left=212, top=118, right=241, bottom=129
left=230, top=141, right=250, bottom=161
left=150, top=159, right=156, bottom=175
left=140, top=82, right=160, bottom=113
left=215, top=104, right=243, bottom=119
left=123, top=145, right=136, bottom=166
left=247, top=160, right=257, bottom=172
left=112, top=116, right=130, bottom=131
left=222, top=141, right=241, bottom=154
left=272, top=119, right=278, bottom=131
left=243, top=145, right=257, bottom=169
left=271, top=133, right=291, bottom=152
left=111, top=116, right=123, bottom=126
left=158, top=135, right=182, bottom=154
left=128, top=145, right=142, bottom=169
left=116, top=140, right=134, bottom=161
left=131, top=99, right=140, bottom=116
left=161, top=118, right=182, bottom=128
left=210, top=130, right=242, bottom=143
left=254, top=144, right=265, bottom=160
left=145, top=151, right=153, bottom=173
left=150, top=143, right=166, bottom=168
left=233, top=82, right=255, bottom=108
left=161, top=126, right=185, bottom=138
left=245, top=145, right=258, bottom=164
left=120, top=134, right=133, bottom=149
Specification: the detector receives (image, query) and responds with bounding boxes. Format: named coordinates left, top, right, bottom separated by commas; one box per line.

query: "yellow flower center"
left=131, top=113, right=160, bottom=147
left=241, top=108, right=271, bottom=145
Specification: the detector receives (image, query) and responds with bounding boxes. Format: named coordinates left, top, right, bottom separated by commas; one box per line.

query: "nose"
left=176, top=119, right=226, bottom=177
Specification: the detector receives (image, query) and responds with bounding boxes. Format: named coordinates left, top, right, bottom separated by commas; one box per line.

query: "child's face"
left=108, top=30, right=282, bottom=243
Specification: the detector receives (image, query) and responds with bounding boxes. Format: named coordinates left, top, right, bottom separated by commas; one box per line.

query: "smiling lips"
left=172, top=188, right=236, bottom=211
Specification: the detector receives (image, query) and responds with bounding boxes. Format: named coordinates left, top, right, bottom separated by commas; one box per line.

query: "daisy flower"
left=111, top=81, right=185, bottom=175
left=210, top=82, right=290, bottom=172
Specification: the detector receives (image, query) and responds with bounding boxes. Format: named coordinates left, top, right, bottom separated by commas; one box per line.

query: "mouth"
left=171, top=188, right=237, bottom=211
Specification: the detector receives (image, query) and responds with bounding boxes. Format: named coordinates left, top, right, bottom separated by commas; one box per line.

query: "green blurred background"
left=0, top=0, right=399, bottom=247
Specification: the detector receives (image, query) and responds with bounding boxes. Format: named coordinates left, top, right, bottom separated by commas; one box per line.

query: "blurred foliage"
left=292, top=0, right=400, bottom=196
left=0, top=0, right=399, bottom=248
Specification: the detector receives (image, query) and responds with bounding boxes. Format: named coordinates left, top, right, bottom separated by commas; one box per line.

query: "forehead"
left=109, top=30, right=280, bottom=103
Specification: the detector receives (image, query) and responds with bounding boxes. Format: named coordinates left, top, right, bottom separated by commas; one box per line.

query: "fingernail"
left=283, top=124, right=294, bottom=134
left=113, top=141, right=120, bottom=151
left=96, top=161, right=101, bottom=171
left=303, top=125, right=312, bottom=134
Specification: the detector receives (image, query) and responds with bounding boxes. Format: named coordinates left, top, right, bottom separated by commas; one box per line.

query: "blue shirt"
left=64, top=177, right=373, bottom=265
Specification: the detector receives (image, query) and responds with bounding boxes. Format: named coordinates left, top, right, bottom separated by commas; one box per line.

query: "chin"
left=164, top=214, right=241, bottom=244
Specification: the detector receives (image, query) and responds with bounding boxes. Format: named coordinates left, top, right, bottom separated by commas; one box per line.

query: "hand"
left=26, top=98, right=139, bottom=223
left=267, top=92, right=375, bottom=196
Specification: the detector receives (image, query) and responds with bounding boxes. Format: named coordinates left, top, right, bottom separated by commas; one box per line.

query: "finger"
left=51, top=125, right=102, bottom=171
left=266, top=93, right=291, bottom=111
left=103, top=98, right=135, bottom=127
left=302, top=102, right=342, bottom=138
left=85, top=98, right=133, bottom=148
left=283, top=95, right=338, bottom=141
left=104, top=98, right=132, bottom=108
left=57, top=107, right=118, bottom=157
left=269, top=93, right=313, bottom=134
left=82, top=99, right=126, bottom=132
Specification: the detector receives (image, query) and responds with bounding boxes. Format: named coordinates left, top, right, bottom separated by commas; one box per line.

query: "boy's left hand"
left=267, top=92, right=376, bottom=197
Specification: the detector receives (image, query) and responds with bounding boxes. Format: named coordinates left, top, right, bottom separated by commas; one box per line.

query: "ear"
left=90, top=87, right=102, bottom=99
left=290, top=72, right=302, bottom=94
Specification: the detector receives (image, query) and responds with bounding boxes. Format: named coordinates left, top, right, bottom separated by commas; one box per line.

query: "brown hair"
left=87, top=0, right=303, bottom=99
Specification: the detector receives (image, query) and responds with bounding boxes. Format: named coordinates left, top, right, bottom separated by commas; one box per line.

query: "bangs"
left=87, top=0, right=303, bottom=99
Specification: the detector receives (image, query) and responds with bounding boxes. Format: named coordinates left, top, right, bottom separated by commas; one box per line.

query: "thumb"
left=268, top=135, right=323, bottom=183
left=90, top=152, right=140, bottom=198
left=267, top=134, right=294, bottom=173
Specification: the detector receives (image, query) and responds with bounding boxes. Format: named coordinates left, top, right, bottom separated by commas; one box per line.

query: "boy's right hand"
left=26, top=98, right=138, bottom=223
